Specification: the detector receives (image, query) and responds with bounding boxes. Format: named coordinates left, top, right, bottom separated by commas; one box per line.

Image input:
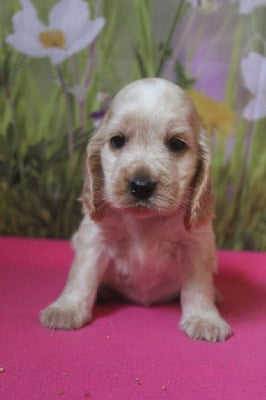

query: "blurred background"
left=0, top=0, right=265, bottom=250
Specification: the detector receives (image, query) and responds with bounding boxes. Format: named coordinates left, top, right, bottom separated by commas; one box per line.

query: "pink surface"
left=0, top=237, right=266, bottom=400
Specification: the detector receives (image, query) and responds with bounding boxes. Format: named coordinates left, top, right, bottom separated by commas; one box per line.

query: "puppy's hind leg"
left=40, top=226, right=108, bottom=330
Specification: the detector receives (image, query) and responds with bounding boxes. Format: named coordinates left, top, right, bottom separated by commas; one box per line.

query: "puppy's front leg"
left=180, top=250, right=232, bottom=342
left=40, top=229, right=108, bottom=330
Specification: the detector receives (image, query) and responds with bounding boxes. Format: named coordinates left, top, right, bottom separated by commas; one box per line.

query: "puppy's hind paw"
left=180, top=315, right=232, bottom=342
left=40, top=301, right=92, bottom=330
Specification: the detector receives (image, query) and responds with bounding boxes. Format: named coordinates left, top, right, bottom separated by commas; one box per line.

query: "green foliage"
left=134, top=0, right=157, bottom=77
left=212, top=126, right=266, bottom=250
left=133, top=0, right=188, bottom=78
left=0, top=101, right=89, bottom=238
left=0, top=44, right=91, bottom=238
left=175, top=60, right=196, bottom=89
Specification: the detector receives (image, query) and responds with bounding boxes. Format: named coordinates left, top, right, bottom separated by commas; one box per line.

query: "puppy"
left=40, top=78, right=232, bottom=341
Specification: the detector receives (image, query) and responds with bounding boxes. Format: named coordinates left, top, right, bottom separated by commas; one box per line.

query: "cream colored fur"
left=40, top=78, right=232, bottom=341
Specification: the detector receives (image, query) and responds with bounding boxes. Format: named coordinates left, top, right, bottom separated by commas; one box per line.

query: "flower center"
left=39, top=29, right=66, bottom=48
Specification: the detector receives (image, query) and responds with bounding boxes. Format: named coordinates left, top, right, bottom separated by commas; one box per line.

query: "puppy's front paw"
left=40, top=301, right=92, bottom=330
left=180, top=314, right=232, bottom=342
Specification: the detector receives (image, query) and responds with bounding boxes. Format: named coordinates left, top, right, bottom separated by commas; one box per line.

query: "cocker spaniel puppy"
left=40, top=78, right=232, bottom=341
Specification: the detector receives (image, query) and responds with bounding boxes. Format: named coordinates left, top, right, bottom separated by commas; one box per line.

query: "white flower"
left=241, top=52, right=266, bottom=120
left=230, top=0, right=266, bottom=14
left=6, top=0, right=105, bottom=65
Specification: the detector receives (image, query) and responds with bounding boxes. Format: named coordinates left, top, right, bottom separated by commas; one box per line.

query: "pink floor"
left=0, top=237, right=266, bottom=400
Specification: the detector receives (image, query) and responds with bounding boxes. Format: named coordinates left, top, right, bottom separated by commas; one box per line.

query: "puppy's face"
left=83, top=78, right=213, bottom=226
left=98, top=79, right=202, bottom=217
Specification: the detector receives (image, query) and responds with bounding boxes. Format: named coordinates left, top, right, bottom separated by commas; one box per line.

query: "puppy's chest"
left=103, top=222, right=184, bottom=304
left=115, top=233, right=177, bottom=270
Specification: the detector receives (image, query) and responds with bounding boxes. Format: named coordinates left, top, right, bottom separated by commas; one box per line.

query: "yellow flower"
left=186, top=90, right=235, bottom=135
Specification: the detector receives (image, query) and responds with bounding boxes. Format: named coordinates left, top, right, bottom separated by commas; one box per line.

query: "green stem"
left=71, top=55, right=80, bottom=86
left=3, top=82, right=25, bottom=184
left=156, top=0, right=187, bottom=76
left=55, top=65, right=74, bottom=164
left=78, top=42, right=96, bottom=133
left=134, top=0, right=157, bottom=77
left=224, top=19, right=243, bottom=107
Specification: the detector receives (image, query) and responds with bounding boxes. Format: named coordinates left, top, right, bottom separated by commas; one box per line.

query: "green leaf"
left=175, top=60, right=196, bottom=88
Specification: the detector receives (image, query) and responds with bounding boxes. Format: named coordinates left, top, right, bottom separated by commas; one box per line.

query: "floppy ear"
left=184, top=129, right=215, bottom=229
left=81, top=132, right=105, bottom=222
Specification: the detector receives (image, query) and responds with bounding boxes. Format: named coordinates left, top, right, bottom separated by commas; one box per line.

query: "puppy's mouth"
left=124, top=201, right=158, bottom=218
left=111, top=174, right=180, bottom=217
left=112, top=176, right=161, bottom=217
left=127, top=176, right=164, bottom=215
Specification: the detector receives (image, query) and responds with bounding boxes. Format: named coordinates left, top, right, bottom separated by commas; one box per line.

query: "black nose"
left=129, top=177, right=157, bottom=201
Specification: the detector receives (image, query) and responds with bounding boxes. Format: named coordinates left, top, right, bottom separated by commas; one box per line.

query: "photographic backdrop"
left=0, top=0, right=265, bottom=250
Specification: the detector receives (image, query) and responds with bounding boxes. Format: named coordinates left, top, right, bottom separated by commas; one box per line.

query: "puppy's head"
left=82, top=78, right=214, bottom=228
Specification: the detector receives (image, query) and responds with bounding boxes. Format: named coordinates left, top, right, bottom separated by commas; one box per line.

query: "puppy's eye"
left=110, top=134, right=126, bottom=149
left=167, top=137, right=187, bottom=153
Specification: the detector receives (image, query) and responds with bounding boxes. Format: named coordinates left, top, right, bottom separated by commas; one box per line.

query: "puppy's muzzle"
left=129, top=177, right=157, bottom=201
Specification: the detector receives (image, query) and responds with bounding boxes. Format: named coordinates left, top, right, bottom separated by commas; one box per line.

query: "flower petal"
left=230, top=0, right=266, bottom=14
left=6, top=0, right=105, bottom=64
left=241, top=52, right=266, bottom=120
left=6, top=31, right=48, bottom=57
left=13, top=0, right=46, bottom=35
left=243, top=96, right=266, bottom=120
left=66, top=18, right=105, bottom=55
left=238, top=0, right=266, bottom=14
left=49, top=0, right=97, bottom=48
left=48, top=48, right=70, bottom=65
left=48, top=0, right=89, bottom=37
left=241, top=52, right=265, bottom=95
